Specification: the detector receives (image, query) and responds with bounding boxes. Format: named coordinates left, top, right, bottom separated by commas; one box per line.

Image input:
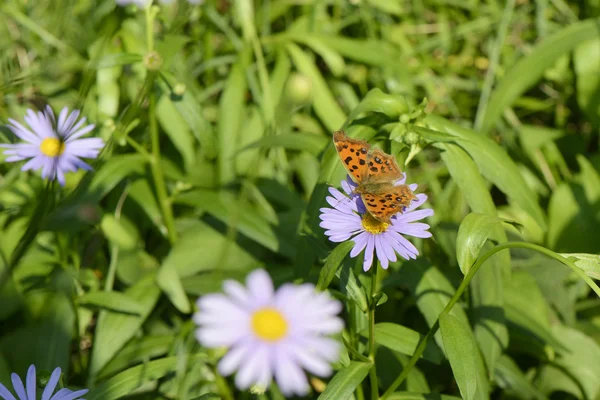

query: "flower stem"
left=368, top=264, right=379, bottom=400
left=148, top=88, right=178, bottom=244
left=380, top=241, right=600, bottom=400
left=143, top=7, right=177, bottom=244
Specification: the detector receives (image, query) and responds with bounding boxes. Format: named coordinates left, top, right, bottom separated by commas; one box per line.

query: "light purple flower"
left=1, top=106, right=104, bottom=186
left=319, top=175, right=434, bottom=271
left=193, top=269, right=344, bottom=396
left=0, top=365, right=88, bottom=400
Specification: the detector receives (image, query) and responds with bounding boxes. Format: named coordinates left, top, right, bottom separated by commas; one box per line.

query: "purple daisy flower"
left=1, top=106, right=104, bottom=186
left=0, top=364, right=88, bottom=400
left=319, top=174, right=434, bottom=271
left=193, top=269, right=344, bottom=396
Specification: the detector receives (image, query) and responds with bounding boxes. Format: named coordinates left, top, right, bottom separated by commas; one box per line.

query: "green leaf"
left=92, top=53, right=142, bottom=69
left=363, top=322, right=444, bottom=364
left=98, top=336, right=174, bottom=379
left=386, top=392, right=462, bottom=400
left=161, top=221, right=256, bottom=278
left=156, top=259, right=191, bottom=314
left=456, top=212, right=505, bottom=274
left=426, top=118, right=546, bottom=232
left=0, top=290, right=74, bottom=373
left=174, top=190, right=288, bottom=257
left=294, top=35, right=400, bottom=66
left=560, top=253, right=600, bottom=280
left=288, top=35, right=346, bottom=77
left=156, top=34, right=190, bottom=69
left=239, top=132, right=329, bottom=156
left=78, top=291, right=144, bottom=314
left=88, top=274, right=160, bottom=380
left=481, top=18, right=600, bottom=132
left=495, top=355, right=548, bottom=400
left=317, top=241, right=354, bottom=291
left=504, top=270, right=564, bottom=350
left=89, top=154, right=147, bottom=198
left=87, top=357, right=203, bottom=400
left=337, top=263, right=368, bottom=313
left=574, top=38, right=600, bottom=127
left=317, top=361, right=372, bottom=400
left=100, top=214, right=138, bottom=251
left=217, top=49, right=249, bottom=185
left=157, top=94, right=196, bottom=171
left=190, top=395, right=221, bottom=400
left=234, top=106, right=265, bottom=175
left=440, top=313, right=490, bottom=400
left=286, top=42, right=346, bottom=132
left=536, top=325, right=600, bottom=399
left=437, top=137, right=510, bottom=375
left=396, top=260, right=470, bottom=350
left=346, top=88, right=409, bottom=125
left=548, top=182, right=600, bottom=253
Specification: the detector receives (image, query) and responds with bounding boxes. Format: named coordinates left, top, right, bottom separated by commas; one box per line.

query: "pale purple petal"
left=52, top=389, right=89, bottom=400
left=10, top=373, right=26, bottom=400
left=363, top=235, right=375, bottom=271
left=7, top=119, right=42, bottom=143
left=375, top=236, right=389, bottom=269
left=65, top=124, right=95, bottom=141
left=274, top=348, right=310, bottom=396
left=0, top=383, right=17, bottom=400
left=394, top=208, right=434, bottom=224
left=234, top=343, right=269, bottom=390
left=245, top=269, right=274, bottom=306
left=223, top=279, right=251, bottom=309
left=286, top=340, right=333, bottom=377
left=25, top=365, right=36, bottom=400
left=41, top=367, right=61, bottom=400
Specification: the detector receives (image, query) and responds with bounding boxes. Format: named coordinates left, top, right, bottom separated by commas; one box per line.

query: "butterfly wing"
left=333, top=131, right=370, bottom=184
left=361, top=184, right=416, bottom=223
left=363, top=148, right=404, bottom=185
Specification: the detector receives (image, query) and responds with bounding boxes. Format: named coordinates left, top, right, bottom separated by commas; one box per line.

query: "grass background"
left=1, top=0, right=600, bottom=399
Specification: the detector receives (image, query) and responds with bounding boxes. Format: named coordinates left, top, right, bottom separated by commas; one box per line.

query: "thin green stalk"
left=148, top=88, right=178, bottom=244
left=380, top=241, right=600, bottom=400
left=356, top=381, right=366, bottom=400
left=145, top=5, right=154, bottom=52
left=474, top=0, right=515, bottom=130
left=126, top=136, right=152, bottom=160
left=368, top=265, right=379, bottom=400
left=104, top=186, right=129, bottom=292
left=143, top=4, right=176, bottom=244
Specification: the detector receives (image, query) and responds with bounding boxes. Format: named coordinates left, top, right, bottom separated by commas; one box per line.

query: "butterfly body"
left=333, top=131, right=416, bottom=223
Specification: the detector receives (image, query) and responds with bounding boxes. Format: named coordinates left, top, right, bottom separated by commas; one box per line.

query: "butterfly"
left=333, top=130, right=416, bottom=223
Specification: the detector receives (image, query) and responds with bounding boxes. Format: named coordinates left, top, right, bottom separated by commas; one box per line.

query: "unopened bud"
left=173, top=83, right=186, bottom=96
left=144, top=51, right=163, bottom=71
left=286, top=73, right=313, bottom=104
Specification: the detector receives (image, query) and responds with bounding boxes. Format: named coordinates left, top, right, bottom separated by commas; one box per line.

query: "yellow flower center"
left=251, top=308, right=288, bottom=342
left=39, top=138, right=65, bottom=157
left=361, top=212, right=390, bottom=234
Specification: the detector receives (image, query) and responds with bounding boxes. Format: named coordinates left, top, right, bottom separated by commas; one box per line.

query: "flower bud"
left=286, top=73, right=313, bottom=104
left=173, top=83, right=186, bottom=96
left=144, top=51, right=163, bottom=71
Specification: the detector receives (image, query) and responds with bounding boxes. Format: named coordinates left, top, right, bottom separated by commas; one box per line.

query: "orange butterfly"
left=333, top=131, right=416, bottom=223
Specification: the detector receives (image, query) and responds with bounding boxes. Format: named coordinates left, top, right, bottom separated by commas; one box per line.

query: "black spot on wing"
left=359, top=159, right=366, bottom=165
left=344, top=156, right=352, bottom=165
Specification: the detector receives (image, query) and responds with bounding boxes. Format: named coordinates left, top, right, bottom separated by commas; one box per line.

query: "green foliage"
left=1, top=0, right=600, bottom=399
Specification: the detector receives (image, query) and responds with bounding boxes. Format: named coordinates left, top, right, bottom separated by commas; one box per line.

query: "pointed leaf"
left=317, top=361, right=372, bottom=400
